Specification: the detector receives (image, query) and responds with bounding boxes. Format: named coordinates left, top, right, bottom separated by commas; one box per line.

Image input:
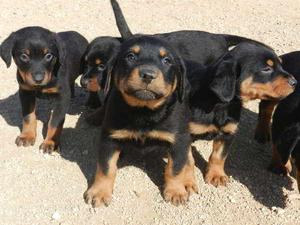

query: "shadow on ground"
left=0, top=88, right=295, bottom=208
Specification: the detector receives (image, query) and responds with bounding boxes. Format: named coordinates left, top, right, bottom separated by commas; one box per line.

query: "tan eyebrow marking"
left=266, top=59, right=274, bottom=67
left=24, top=49, right=30, bottom=55
left=131, top=45, right=140, bottom=54
left=43, top=48, right=49, bottom=54
left=159, top=48, right=167, bottom=57
left=95, top=58, right=102, bottom=65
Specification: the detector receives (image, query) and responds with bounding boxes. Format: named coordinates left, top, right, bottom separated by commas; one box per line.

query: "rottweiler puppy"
left=110, top=0, right=266, bottom=66
left=0, top=26, right=88, bottom=153
left=255, top=52, right=300, bottom=144
left=80, top=36, right=121, bottom=109
left=187, top=43, right=296, bottom=187
left=84, top=35, right=198, bottom=207
left=265, top=51, right=300, bottom=192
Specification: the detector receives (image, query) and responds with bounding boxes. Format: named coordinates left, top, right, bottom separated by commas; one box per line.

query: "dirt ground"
left=0, top=0, right=300, bottom=225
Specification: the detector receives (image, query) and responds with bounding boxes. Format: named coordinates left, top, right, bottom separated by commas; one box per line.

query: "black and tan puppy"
left=80, top=36, right=121, bottom=109
left=187, top=43, right=296, bottom=187
left=254, top=52, right=300, bottom=144
left=264, top=51, right=300, bottom=192
left=84, top=35, right=198, bottom=207
left=0, top=26, right=88, bottom=153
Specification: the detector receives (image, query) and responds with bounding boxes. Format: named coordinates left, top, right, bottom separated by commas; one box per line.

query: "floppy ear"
left=54, top=34, right=66, bottom=65
left=0, top=32, right=16, bottom=68
left=209, top=58, right=237, bottom=102
left=176, top=58, right=187, bottom=103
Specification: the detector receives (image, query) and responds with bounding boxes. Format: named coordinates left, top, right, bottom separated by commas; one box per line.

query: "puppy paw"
left=268, top=163, right=292, bottom=176
left=39, top=140, right=59, bottom=154
left=15, top=134, right=36, bottom=147
left=205, top=169, right=229, bottom=187
left=84, top=186, right=113, bottom=207
left=164, top=181, right=198, bottom=206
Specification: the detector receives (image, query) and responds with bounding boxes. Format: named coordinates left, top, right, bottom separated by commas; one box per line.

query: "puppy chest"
left=109, top=129, right=176, bottom=145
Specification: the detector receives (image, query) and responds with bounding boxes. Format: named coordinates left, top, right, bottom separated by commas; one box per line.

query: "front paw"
left=268, top=162, right=292, bottom=176
left=205, top=167, right=229, bottom=187
left=84, top=185, right=113, bottom=207
left=164, top=181, right=198, bottom=206
left=15, top=134, right=36, bottom=147
left=39, top=140, right=59, bottom=154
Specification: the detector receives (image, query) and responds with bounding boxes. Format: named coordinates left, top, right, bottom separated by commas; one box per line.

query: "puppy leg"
left=85, top=106, right=105, bottom=126
left=254, top=100, right=277, bottom=144
left=15, top=89, right=37, bottom=147
left=164, top=139, right=198, bottom=206
left=205, top=136, right=233, bottom=187
left=39, top=85, right=71, bottom=153
left=268, top=139, right=295, bottom=175
left=84, top=140, right=120, bottom=207
left=85, top=91, right=101, bottom=109
left=295, top=150, right=300, bottom=192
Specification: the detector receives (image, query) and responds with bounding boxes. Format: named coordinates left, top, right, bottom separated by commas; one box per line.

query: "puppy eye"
left=162, top=57, right=171, bottom=65
left=261, top=66, right=273, bottom=73
left=44, top=53, right=53, bottom=62
left=97, top=64, right=105, bottom=71
left=20, top=54, right=30, bottom=62
left=126, top=52, right=137, bottom=61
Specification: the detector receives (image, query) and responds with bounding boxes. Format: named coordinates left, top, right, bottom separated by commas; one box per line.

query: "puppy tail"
left=110, top=0, right=133, bottom=39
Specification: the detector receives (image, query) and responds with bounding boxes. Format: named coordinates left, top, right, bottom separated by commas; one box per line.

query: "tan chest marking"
left=189, top=122, right=218, bottom=135
left=110, top=129, right=175, bottom=144
left=189, top=122, right=238, bottom=135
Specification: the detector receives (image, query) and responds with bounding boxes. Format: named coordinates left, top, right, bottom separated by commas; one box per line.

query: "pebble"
left=52, top=211, right=61, bottom=221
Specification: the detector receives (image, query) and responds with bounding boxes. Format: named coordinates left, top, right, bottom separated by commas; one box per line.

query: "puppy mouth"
left=126, top=89, right=162, bottom=100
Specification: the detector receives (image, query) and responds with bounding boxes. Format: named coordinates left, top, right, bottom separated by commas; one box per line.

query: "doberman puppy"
left=187, top=43, right=296, bottom=187
left=80, top=36, right=121, bottom=109
left=110, top=0, right=266, bottom=66
left=84, top=35, right=198, bottom=207
left=255, top=52, right=300, bottom=144
left=0, top=26, right=88, bottom=153
left=264, top=51, right=300, bottom=192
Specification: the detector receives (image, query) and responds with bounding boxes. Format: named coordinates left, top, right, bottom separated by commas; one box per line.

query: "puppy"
left=80, top=36, right=121, bottom=109
left=84, top=35, right=198, bottom=207
left=0, top=26, right=88, bottom=153
left=187, top=43, right=296, bottom=187
left=255, top=52, right=300, bottom=144
left=266, top=51, right=300, bottom=192
left=110, top=0, right=266, bottom=65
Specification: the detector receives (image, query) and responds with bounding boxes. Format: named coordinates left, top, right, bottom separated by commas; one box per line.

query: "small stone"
left=51, top=211, right=61, bottom=220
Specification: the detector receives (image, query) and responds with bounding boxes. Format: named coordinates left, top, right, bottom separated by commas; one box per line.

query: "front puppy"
left=0, top=26, right=88, bottom=153
left=84, top=36, right=198, bottom=207
left=80, top=36, right=121, bottom=108
left=188, top=42, right=296, bottom=187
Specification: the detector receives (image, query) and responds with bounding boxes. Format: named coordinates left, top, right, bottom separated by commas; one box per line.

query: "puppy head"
left=106, top=36, right=186, bottom=109
left=210, top=42, right=296, bottom=102
left=0, top=26, right=65, bottom=87
left=80, top=37, right=120, bottom=92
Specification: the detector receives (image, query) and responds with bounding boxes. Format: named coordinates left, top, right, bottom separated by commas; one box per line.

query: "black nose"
left=288, top=77, right=297, bottom=87
left=33, top=73, right=44, bottom=83
left=139, top=69, right=157, bottom=84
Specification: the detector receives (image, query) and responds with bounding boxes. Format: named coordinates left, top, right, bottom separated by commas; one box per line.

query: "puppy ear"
left=210, top=58, right=237, bottom=102
left=54, top=34, right=66, bottom=65
left=0, top=32, right=16, bottom=68
left=176, top=58, right=187, bottom=103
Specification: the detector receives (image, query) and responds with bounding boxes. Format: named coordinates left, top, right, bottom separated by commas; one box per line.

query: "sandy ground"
left=0, top=0, right=300, bottom=224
